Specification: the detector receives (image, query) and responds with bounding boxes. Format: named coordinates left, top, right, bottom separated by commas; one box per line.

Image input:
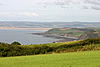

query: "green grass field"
left=46, top=28, right=85, bottom=37
left=0, top=50, right=100, bottom=67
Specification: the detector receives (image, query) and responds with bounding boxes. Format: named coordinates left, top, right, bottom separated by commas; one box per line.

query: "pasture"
left=0, top=50, right=100, bottom=67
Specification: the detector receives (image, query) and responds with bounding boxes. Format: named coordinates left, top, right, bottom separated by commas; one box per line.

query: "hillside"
left=0, top=50, right=100, bottom=67
left=45, top=28, right=90, bottom=37
left=0, top=37, right=100, bottom=57
left=79, top=29, right=100, bottom=40
left=0, top=37, right=100, bottom=67
left=43, top=28, right=100, bottom=40
left=0, top=21, right=100, bottom=28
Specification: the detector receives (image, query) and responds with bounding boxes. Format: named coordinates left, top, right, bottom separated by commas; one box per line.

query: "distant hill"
left=46, top=28, right=90, bottom=37
left=79, top=29, right=100, bottom=40
left=0, top=21, right=100, bottom=28
left=44, top=27, right=100, bottom=40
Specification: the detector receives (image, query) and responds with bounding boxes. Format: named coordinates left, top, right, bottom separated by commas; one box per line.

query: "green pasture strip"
left=0, top=50, right=100, bottom=67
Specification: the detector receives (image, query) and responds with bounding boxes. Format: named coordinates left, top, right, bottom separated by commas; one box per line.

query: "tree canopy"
left=11, top=41, right=21, bottom=45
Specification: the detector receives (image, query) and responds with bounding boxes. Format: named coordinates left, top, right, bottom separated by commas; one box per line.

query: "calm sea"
left=0, top=30, right=60, bottom=45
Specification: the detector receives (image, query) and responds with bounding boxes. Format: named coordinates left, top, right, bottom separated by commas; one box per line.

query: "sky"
left=0, top=0, right=100, bottom=22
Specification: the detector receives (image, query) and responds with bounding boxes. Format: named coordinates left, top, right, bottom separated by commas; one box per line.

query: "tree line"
left=0, top=38, right=100, bottom=57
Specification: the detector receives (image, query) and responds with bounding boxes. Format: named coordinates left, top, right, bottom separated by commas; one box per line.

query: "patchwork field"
left=0, top=50, right=100, bottom=67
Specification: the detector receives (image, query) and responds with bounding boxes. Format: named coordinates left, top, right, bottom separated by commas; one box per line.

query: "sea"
left=0, top=30, right=60, bottom=45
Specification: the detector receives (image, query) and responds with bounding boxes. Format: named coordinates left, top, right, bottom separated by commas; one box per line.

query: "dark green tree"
left=11, top=41, right=21, bottom=45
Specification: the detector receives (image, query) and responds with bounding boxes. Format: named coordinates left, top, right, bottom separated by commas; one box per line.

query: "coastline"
left=0, top=27, right=78, bottom=43
left=32, top=33, right=78, bottom=42
left=0, top=27, right=52, bottom=31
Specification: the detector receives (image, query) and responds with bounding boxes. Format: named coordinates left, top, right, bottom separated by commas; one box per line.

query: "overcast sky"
left=0, top=0, right=100, bottom=22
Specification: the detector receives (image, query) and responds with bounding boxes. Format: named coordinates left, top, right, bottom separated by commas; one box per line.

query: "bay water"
left=0, top=30, right=60, bottom=45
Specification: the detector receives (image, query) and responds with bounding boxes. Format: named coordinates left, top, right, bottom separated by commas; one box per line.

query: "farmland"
left=0, top=50, right=100, bottom=67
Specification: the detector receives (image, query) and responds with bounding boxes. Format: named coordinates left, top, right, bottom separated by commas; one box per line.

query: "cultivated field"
left=0, top=50, right=100, bottom=67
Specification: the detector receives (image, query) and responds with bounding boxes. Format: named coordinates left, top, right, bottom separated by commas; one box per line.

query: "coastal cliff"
left=32, top=27, right=100, bottom=42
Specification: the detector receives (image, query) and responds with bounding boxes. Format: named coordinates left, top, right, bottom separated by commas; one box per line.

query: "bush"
left=0, top=37, right=100, bottom=57
left=11, top=41, right=21, bottom=45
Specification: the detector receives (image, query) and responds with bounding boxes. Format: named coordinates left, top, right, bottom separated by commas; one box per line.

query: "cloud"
left=0, top=12, right=39, bottom=16
left=0, top=3, right=3, bottom=6
left=83, top=0, right=100, bottom=10
left=84, top=0, right=100, bottom=6
left=82, top=6, right=89, bottom=9
left=91, top=5, right=100, bottom=10
left=38, top=0, right=73, bottom=5
left=38, top=0, right=100, bottom=7
left=55, top=0, right=73, bottom=5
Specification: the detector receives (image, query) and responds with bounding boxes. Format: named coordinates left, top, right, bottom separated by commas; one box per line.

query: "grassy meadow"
left=0, top=50, right=100, bottom=67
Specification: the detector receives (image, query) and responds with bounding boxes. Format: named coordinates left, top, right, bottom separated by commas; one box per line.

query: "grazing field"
left=0, top=50, right=100, bottom=67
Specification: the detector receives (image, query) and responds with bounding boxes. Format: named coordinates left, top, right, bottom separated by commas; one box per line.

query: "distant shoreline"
left=0, top=27, right=52, bottom=31
left=32, top=33, right=77, bottom=42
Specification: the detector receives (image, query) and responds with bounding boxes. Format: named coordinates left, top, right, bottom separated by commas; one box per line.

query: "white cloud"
left=55, top=0, right=73, bottom=5
left=84, top=0, right=100, bottom=6
left=84, top=0, right=100, bottom=10
left=37, top=0, right=73, bottom=5
left=0, top=3, right=1, bottom=5
left=91, top=5, right=100, bottom=10
left=0, top=12, right=39, bottom=16
left=0, top=0, right=100, bottom=22
left=82, top=6, right=89, bottom=9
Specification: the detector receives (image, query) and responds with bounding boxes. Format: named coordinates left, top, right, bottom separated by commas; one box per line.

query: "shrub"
left=0, top=37, right=100, bottom=57
left=11, top=41, right=21, bottom=45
